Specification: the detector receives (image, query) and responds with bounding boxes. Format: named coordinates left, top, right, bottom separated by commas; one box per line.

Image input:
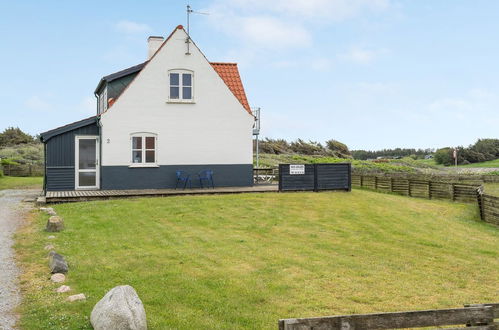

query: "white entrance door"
left=75, top=136, right=100, bottom=190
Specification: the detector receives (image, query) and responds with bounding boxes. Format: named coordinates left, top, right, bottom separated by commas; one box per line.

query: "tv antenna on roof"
left=186, top=4, right=209, bottom=55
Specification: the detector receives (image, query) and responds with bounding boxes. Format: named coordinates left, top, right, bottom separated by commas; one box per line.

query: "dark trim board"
left=40, top=117, right=98, bottom=142
left=101, top=164, right=253, bottom=190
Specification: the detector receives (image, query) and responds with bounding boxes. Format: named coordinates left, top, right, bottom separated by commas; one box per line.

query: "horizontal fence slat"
left=279, top=306, right=494, bottom=330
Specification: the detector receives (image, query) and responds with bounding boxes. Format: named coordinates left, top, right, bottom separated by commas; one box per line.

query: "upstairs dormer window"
left=169, top=70, right=193, bottom=102
left=98, top=88, right=108, bottom=114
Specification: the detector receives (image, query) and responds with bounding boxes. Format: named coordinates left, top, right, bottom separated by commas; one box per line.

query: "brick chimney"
left=147, top=36, right=164, bottom=59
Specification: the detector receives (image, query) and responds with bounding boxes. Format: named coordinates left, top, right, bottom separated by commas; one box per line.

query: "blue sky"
left=1, top=0, right=498, bottom=150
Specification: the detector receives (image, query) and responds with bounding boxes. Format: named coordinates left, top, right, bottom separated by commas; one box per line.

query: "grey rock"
left=44, top=244, right=55, bottom=251
left=41, top=207, right=57, bottom=216
left=67, top=293, right=86, bottom=302
left=47, top=235, right=56, bottom=239
left=48, top=251, right=68, bottom=274
left=46, top=216, right=64, bottom=232
left=55, top=285, right=71, bottom=293
left=91, top=285, right=147, bottom=330
left=50, top=273, right=65, bottom=283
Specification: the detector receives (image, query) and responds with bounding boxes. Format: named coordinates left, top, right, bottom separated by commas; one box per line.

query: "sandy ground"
left=0, top=189, right=39, bottom=330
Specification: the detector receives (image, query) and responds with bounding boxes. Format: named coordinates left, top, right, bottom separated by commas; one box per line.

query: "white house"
left=40, top=25, right=255, bottom=191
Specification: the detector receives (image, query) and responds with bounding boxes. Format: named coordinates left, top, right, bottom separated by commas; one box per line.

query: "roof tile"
left=210, top=62, right=252, bottom=115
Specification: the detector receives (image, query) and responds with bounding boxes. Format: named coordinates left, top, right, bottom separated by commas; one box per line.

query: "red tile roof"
left=210, top=62, right=252, bottom=115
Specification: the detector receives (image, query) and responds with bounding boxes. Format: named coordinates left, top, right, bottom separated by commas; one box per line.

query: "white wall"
left=100, top=28, right=254, bottom=166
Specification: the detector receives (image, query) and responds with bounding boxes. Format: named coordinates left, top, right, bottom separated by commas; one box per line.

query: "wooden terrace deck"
left=41, top=184, right=278, bottom=203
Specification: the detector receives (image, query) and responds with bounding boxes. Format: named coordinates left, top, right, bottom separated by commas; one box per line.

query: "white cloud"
left=238, top=16, right=311, bottom=49
left=213, top=0, right=390, bottom=21
left=207, top=10, right=310, bottom=51
left=205, top=0, right=391, bottom=55
left=310, top=58, right=333, bottom=71
left=426, top=89, right=499, bottom=127
left=429, top=98, right=471, bottom=112
left=25, top=95, right=53, bottom=111
left=115, top=20, right=151, bottom=34
left=77, top=96, right=96, bottom=115
left=339, top=47, right=389, bottom=64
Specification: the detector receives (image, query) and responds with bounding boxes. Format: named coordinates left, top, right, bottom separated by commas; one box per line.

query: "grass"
left=16, top=191, right=499, bottom=329
left=0, top=176, right=42, bottom=190
left=458, top=159, right=499, bottom=168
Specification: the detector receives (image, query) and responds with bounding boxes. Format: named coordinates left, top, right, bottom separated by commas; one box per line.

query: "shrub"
left=257, top=138, right=291, bottom=154
left=472, top=139, right=499, bottom=158
left=0, top=143, right=43, bottom=165
left=434, top=148, right=453, bottom=166
left=289, top=139, right=326, bottom=155
left=325, top=139, right=352, bottom=158
left=0, top=127, right=35, bottom=146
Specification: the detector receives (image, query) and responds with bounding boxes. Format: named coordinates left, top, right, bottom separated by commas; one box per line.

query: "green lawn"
left=16, top=191, right=498, bottom=329
left=458, top=159, right=499, bottom=168
left=0, top=176, right=42, bottom=190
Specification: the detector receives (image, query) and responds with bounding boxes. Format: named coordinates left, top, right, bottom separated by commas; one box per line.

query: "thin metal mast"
left=186, top=5, right=193, bottom=55
left=185, top=4, right=208, bottom=55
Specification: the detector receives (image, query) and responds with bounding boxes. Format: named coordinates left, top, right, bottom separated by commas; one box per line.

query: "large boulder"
left=46, top=216, right=64, bottom=232
left=91, top=285, right=147, bottom=330
left=48, top=251, right=68, bottom=274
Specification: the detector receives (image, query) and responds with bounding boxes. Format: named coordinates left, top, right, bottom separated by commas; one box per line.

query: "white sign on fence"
left=289, top=164, right=305, bottom=175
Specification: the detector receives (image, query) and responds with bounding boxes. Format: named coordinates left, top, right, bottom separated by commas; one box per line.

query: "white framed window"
left=98, top=88, right=108, bottom=114
left=130, top=133, right=158, bottom=167
left=168, top=70, right=193, bottom=102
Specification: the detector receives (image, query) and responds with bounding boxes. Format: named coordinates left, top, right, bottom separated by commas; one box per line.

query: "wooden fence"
left=477, top=186, right=499, bottom=226
left=279, top=303, right=499, bottom=330
left=352, top=174, right=480, bottom=203
left=1, top=163, right=44, bottom=177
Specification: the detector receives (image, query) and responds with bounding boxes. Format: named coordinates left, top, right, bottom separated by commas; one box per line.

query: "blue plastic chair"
left=198, top=170, right=214, bottom=188
left=175, top=170, right=192, bottom=189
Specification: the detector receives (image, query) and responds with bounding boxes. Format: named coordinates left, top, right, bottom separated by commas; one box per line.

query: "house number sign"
left=289, top=164, right=305, bottom=175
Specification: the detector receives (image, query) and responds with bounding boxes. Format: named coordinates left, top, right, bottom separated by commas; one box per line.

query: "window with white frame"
left=131, top=134, right=157, bottom=164
left=169, top=70, right=193, bottom=101
left=98, top=88, right=108, bottom=114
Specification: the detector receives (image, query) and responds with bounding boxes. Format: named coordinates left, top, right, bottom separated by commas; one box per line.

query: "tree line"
left=434, top=139, right=499, bottom=166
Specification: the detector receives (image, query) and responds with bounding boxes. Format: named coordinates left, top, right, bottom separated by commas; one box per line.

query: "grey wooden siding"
left=278, top=164, right=315, bottom=191
left=107, top=73, right=138, bottom=100
left=45, top=167, right=74, bottom=191
left=46, top=124, right=99, bottom=167
left=279, top=163, right=351, bottom=191
left=45, top=123, right=99, bottom=191
left=316, top=163, right=351, bottom=190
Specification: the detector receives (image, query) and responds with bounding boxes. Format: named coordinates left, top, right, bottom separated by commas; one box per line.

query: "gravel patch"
left=0, top=189, right=39, bottom=330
